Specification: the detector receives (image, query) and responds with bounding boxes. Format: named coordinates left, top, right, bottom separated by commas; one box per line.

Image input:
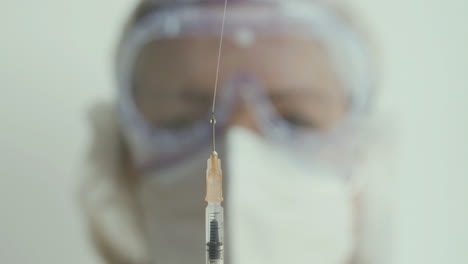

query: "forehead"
left=134, top=35, right=341, bottom=95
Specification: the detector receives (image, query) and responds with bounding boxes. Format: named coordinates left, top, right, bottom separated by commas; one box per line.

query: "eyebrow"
left=135, top=86, right=213, bottom=102
left=179, top=89, right=213, bottom=102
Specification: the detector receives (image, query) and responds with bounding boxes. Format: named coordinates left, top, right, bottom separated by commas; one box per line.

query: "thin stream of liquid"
left=211, top=0, right=228, bottom=153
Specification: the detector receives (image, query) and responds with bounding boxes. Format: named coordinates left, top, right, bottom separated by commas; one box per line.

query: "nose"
left=225, top=101, right=261, bottom=134
left=219, top=73, right=265, bottom=134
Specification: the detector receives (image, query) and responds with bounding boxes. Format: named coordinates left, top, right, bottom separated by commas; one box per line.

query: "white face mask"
left=136, top=145, right=210, bottom=264
left=136, top=127, right=354, bottom=264
left=226, top=127, right=354, bottom=264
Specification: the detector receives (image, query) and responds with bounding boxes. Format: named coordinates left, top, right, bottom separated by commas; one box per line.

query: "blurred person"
left=81, top=0, right=390, bottom=264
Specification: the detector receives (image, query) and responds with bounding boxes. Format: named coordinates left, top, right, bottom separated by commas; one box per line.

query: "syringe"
left=205, top=152, right=224, bottom=264
left=206, top=0, right=227, bottom=263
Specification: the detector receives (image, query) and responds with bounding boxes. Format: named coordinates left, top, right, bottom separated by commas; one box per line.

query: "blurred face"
left=128, top=36, right=354, bottom=264
left=132, top=35, right=349, bottom=134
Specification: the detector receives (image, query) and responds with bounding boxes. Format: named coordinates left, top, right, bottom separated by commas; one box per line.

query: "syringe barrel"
left=206, top=202, right=224, bottom=264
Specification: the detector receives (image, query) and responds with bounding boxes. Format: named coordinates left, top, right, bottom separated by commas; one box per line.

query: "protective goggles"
left=116, top=0, right=373, bottom=171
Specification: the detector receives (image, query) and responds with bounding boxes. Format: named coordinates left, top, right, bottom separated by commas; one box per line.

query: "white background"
left=0, top=0, right=467, bottom=263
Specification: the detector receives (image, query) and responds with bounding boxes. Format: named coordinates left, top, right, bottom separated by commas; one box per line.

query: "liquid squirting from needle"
left=205, top=1, right=227, bottom=264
